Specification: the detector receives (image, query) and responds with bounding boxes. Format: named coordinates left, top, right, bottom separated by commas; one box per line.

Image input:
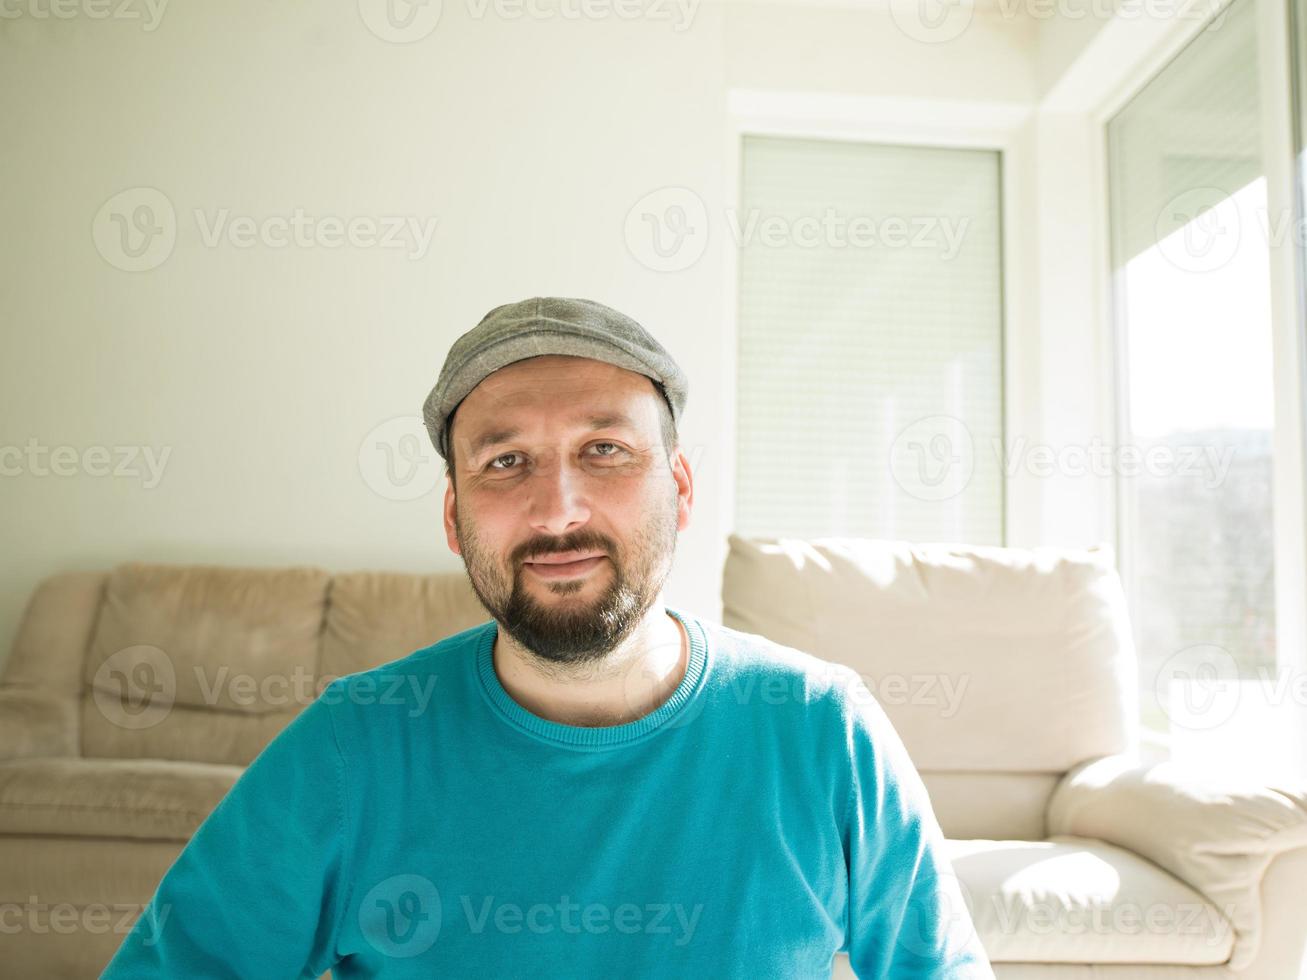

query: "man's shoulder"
left=688, top=614, right=866, bottom=710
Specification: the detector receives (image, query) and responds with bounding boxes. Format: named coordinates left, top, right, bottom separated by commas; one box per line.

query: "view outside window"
left=1107, top=0, right=1285, bottom=775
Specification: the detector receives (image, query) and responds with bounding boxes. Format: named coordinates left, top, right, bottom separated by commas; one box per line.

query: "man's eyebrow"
left=465, top=413, right=639, bottom=459
left=467, top=427, right=520, bottom=458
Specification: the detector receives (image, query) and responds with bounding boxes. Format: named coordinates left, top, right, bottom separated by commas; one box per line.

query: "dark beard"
left=454, top=505, right=678, bottom=667
left=496, top=555, right=645, bottom=664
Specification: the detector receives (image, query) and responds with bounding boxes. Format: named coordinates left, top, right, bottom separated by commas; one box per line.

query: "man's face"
left=442, top=354, right=693, bottom=665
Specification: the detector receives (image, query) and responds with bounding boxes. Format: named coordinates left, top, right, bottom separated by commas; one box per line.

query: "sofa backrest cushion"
left=321, top=570, right=487, bottom=680
left=722, top=535, right=1138, bottom=775
left=81, top=562, right=331, bottom=765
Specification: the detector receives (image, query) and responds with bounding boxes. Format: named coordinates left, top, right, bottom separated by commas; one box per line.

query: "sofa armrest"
left=0, top=687, right=78, bottom=761
left=1047, top=754, right=1307, bottom=970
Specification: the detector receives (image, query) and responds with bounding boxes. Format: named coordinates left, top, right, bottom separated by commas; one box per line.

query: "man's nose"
left=526, top=453, right=591, bottom=536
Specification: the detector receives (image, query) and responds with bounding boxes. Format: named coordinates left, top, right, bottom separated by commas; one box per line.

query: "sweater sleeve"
left=838, top=671, right=994, bottom=979
left=101, top=678, right=352, bottom=979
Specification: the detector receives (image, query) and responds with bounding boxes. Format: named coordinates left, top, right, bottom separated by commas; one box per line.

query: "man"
left=104, top=297, right=992, bottom=978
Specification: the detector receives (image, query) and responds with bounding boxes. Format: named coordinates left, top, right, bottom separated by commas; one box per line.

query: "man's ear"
left=443, top=472, right=461, bottom=555
left=670, top=446, right=693, bottom=532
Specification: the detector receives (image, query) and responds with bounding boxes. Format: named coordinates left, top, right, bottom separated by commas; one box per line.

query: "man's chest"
left=333, top=734, right=850, bottom=976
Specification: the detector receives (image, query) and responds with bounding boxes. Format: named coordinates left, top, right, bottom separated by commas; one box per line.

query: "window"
left=1107, top=0, right=1290, bottom=777
left=734, top=135, right=1004, bottom=543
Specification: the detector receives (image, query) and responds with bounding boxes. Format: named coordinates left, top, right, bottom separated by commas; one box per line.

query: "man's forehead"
left=461, top=356, right=660, bottom=415
left=472, top=353, right=644, bottom=393
left=450, top=355, right=664, bottom=453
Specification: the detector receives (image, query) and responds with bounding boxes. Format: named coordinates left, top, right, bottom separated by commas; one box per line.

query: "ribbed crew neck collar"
left=474, top=608, right=709, bottom=750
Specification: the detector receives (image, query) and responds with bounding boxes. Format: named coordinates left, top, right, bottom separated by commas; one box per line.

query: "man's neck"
left=492, top=605, right=688, bottom=727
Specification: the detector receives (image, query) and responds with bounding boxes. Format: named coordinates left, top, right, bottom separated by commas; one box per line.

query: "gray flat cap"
left=422, top=296, right=688, bottom=461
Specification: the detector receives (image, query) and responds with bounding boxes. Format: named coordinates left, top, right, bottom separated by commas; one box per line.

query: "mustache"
left=513, top=531, right=617, bottom=565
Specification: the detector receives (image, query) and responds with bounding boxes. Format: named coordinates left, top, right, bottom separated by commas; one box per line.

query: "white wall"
left=0, top=0, right=1037, bottom=669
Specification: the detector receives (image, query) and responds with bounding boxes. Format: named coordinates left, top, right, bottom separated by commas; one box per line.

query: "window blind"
left=1107, top=1, right=1261, bottom=267
left=734, top=135, right=1004, bottom=543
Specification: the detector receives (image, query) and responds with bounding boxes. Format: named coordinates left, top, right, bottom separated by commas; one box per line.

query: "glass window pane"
left=1107, top=0, right=1282, bottom=772
left=735, top=135, right=1004, bottom=543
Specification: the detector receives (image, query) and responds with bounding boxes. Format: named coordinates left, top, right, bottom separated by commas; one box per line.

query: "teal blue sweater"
left=103, top=609, right=992, bottom=978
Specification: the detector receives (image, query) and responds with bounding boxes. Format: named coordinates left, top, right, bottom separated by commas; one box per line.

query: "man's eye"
left=488, top=453, right=522, bottom=470
left=485, top=445, right=623, bottom=471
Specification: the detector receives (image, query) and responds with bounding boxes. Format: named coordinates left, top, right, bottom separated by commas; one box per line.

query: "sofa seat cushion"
left=947, top=837, right=1236, bottom=966
left=0, top=757, right=241, bottom=840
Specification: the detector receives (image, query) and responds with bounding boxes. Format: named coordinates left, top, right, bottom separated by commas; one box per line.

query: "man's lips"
left=522, top=552, right=607, bottom=579
left=524, top=550, right=606, bottom=565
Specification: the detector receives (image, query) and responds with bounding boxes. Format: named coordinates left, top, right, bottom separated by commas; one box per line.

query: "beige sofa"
left=0, top=541, right=1304, bottom=978
left=0, top=562, right=491, bottom=977
left=723, top=535, right=1307, bottom=980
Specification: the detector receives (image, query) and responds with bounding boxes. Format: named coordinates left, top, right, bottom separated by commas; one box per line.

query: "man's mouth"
left=523, top=551, right=607, bottom=579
